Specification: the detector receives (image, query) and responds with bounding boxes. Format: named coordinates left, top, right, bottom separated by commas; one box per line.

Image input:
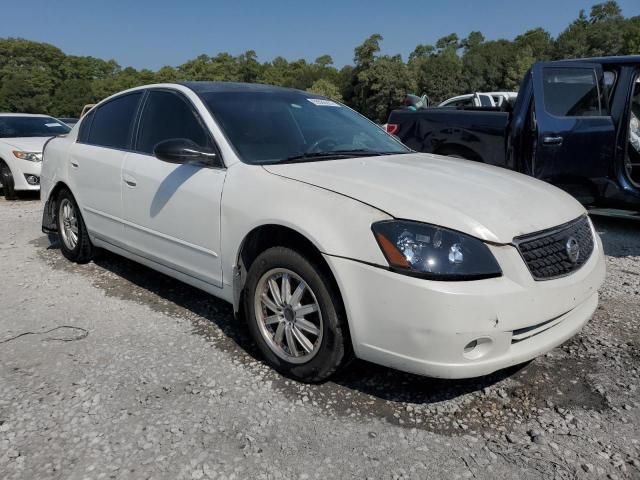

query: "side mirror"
left=153, top=138, right=218, bottom=165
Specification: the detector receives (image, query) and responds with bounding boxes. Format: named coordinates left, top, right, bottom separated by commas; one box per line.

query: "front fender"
left=220, top=163, right=392, bottom=288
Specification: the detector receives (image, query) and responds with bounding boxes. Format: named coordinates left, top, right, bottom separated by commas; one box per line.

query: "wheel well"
left=234, top=224, right=347, bottom=327
left=50, top=181, right=71, bottom=200
left=434, top=144, right=483, bottom=162
left=239, top=225, right=326, bottom=273
left=42, top=181, right=72, bottom=232
left=0, top=156, right=11, bottom=173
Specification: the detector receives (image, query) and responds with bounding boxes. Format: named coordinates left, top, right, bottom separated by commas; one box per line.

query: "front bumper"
left=324, top=231, right=605, bottom=379
left=8, top=157, right=41, bottom=191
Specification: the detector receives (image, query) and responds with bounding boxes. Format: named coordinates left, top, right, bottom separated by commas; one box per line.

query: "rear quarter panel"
left=41, top=134, right=75, bottom=202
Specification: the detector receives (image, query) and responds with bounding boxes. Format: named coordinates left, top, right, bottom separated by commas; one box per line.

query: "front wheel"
left=56, top=189, right=95, bottom=263
left=0, top=161, right=17, bottom=200
left=244, top=247, right=350, bottom=382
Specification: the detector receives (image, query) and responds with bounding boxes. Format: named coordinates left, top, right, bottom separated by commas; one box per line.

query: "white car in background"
left=439, top=92, right=518, bottom=108
left=41, top=82, right=604, bottom=382
left=0, top=114, right=70, bottom=199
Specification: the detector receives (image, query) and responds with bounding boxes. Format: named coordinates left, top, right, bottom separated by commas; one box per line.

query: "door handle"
left=123, top=174, right=137, bottom=187
left=542, top=136, right=563, bottom=146
left=70, top=161, right=79, bottom=168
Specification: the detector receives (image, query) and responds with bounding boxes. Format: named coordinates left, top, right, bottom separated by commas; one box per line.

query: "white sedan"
left=0, top=114, right=70, bottom=199
left=40, top=83, right=605, bottom=382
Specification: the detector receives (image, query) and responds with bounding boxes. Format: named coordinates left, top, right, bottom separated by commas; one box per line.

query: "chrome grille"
left=514, top=216, right=594, bottom=280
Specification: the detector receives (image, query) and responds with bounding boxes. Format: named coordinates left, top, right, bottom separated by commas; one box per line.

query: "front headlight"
left=372, top=220, right=501, bottom=280
left=13, top=151, right=42, bottom=162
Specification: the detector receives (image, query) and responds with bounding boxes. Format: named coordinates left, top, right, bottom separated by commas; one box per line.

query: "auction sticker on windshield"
left=307, top=98, right=341, bottom=107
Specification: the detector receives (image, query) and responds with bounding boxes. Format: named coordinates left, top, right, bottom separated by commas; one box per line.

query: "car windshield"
left=201, top=91, right=410, bottom=164
left=0, top=116, right=71, bottom=138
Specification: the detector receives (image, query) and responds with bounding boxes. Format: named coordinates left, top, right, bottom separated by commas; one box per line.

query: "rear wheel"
left=0, top=161, right=17, bottom=200
left=56, top=189, right=95, bottom=263
left=244, top=246, right=350, bottom=382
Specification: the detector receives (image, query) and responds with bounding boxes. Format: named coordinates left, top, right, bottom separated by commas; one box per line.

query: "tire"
left=244, top=246, right=350, bottom=382
left=0, top=161, right=17, bottom=200
left=56, top=189, right=95, bottom=263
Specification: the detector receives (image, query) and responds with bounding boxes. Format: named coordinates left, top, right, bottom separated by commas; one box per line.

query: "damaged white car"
left=40, top=82, right=605, bottom=382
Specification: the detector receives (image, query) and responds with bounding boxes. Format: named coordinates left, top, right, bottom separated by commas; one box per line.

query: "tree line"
left=0, top=1, right=638, bottom=122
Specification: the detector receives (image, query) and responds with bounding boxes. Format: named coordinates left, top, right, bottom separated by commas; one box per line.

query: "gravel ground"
left=0, top=195, right=639, bottom=480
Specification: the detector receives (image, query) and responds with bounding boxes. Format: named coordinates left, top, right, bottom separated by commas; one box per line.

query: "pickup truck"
left=387, top=56, right=640, bottom=213
left=439, top=92, right=518, bottom=108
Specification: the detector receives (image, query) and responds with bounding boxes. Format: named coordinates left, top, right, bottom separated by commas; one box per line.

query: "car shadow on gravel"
left=36, top=234, right=606, bottom=434
left=591, top=215, right=640, bottom=257
left=0, top=190, right=40, bottom=202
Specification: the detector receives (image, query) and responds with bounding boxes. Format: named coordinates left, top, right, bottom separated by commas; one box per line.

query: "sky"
left=1, top=0, right=639, bottom=70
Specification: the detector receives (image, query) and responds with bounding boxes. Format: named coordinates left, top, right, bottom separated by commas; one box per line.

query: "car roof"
left=0, top=113, right=51, bottom=118
left=178, top=81, right=307, bottom=95
left=547, top=55, right=640, bottom=66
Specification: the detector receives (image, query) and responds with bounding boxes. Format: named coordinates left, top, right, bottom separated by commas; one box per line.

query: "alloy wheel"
left=254, top=268, right=323, bottom=364
left=59, top=198, right=79, bottom=250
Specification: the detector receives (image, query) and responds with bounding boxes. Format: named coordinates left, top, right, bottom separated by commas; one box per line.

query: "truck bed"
left=388, top=108, right=511, bottom=167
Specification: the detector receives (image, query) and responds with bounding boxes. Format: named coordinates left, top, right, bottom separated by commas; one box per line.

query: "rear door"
left=531, top=62, right=616, bottom=194
left=121, top=89, right=226, bottom=288
left=70, top=91, right=143, bottom=241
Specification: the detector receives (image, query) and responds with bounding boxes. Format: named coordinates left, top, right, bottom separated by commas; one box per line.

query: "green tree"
left=0, top=69, right=53, bottom=113
left=51, top=79, right=93, bottom=116
left=623, top=16, right=640, bottom=54
left=515, top=28, right=554, bottom=60
left=412, top=47, right=463, bottom=103
left=307, top=79, right=343, bottom=102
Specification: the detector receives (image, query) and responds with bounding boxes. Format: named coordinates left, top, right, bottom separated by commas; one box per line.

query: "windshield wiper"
left=277, top=149, right=385, bottom=164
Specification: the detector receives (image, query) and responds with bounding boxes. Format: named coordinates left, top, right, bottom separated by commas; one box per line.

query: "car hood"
left=263, top=153, right=586, bottom=244
left=0, top=137, right=51, bottom=152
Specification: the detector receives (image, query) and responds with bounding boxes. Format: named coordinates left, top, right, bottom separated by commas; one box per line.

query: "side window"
left=603, top=70, right=617, bottom=101
left=77, top=108, right=95, bottom=143
left=454, top=98, right=474, bottom=108
left=478, top=95, right=493, bottom=107
left=87, top=92, right=142, bottom=149
left=542, top=67, right=606, bottom=117
left=136, top=90, right=212, bottom=155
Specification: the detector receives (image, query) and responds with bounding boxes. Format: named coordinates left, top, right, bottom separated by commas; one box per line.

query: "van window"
left=542, top=67, right=606, bottom=117
left=87, top=92, right=143, bottom=149
left=136, top=90, right=212, bottom=155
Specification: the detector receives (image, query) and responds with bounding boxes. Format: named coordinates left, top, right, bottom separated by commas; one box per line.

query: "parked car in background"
left=387, top=56, right=640, bottom=215
left=41, top=82, right=604, bottom=382
left=439, top=92, right=518, bottom=108
left=59, top=117, right=79, bottom=127
left=0, top=114, right=70, bottom=199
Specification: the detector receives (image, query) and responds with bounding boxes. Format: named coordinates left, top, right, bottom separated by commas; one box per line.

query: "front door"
left=121, top=89, right=225, bottom=288
left=531, top=62, right=616, bottom=201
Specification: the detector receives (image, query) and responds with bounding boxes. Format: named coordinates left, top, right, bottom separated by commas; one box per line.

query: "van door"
left=121, top=89, right=225, bottom=288
left=530, top=62, right=616, bottom=200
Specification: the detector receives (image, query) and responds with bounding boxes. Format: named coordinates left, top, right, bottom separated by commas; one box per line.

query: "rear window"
left=77, top=109, right=95, bottom=143
left=87, top=92, right=142, bottom=149
left=542, top=67, right=606, bottom=117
